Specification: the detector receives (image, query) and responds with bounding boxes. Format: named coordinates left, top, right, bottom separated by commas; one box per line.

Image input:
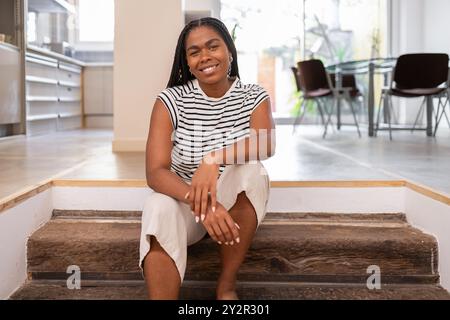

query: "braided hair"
left=166, top=17, right=240, bottom=88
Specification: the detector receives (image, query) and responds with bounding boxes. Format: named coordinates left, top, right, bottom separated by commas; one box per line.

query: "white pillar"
left=423, top=0, right=450, bottom=55
left=390, top=0, right=424, bottom=56
left=390, top=0, right=424, bottom=125
left=113, top=0, right=183, bottom=152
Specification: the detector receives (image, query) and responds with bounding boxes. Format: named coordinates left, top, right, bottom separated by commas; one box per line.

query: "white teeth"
left=201, top=65, right=217, bottom=73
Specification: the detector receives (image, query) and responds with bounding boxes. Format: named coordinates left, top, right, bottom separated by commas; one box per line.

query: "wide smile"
left=199, top=64, right=219, bottom=75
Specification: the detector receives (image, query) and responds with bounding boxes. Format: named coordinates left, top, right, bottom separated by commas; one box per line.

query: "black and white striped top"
left=157, top=77, right=269, bottom=182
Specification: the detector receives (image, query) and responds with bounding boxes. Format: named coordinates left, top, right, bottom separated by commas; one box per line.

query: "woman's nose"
left=199, top=49, right=211, bottom=62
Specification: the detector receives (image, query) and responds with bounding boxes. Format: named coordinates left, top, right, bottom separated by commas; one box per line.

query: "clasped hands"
left=185, top=153, right=240, bottom=245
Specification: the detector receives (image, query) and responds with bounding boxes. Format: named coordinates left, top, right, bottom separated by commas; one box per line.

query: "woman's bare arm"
left=146, top=99, right=191, bottom=204
left=204, top=98, right=276, bottom=165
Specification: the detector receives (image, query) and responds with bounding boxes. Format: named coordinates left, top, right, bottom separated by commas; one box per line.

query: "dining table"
left=326, top=57, right=399, bottom=137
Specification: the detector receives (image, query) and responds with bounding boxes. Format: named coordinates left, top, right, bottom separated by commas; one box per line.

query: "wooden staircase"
left=10, top=210, right=450, bottom=300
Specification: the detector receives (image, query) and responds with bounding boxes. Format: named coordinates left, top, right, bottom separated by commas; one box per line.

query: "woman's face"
left=185, top=26, right=231, bottom=85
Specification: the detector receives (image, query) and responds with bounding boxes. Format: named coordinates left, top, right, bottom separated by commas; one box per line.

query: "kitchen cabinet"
left=25, top=51, right=83, bottom=135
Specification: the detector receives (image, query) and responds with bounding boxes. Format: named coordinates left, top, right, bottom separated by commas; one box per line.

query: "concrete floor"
left=0, top=124, right=449, bottom=201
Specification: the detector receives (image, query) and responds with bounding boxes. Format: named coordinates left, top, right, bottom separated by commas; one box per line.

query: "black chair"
left=433, top=73, right=450, bottom=136
left=295, top=59, right=361, bottom=138
left=291, top=66, right=327, bottom=134
left=375, top=53, right=449, bottom=140
left=329, top=72, right=365, bottom=125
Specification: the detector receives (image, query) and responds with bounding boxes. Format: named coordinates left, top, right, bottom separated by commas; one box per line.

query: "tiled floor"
left=0, top=123, right=449, bottom=201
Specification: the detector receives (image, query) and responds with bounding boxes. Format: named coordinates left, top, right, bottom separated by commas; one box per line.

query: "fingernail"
left=191, top=211, right=195, bottom=216
left=184, top=192, right=190, bottom=199
left=218, top=241, right=222, bottom=245
left=225, top=242, right=229, bottom=245
left=212, top=206, right=216, bottom=213
left=195, top=216, right=199, bottom=223
left=201, top=214, right=205, bottom=221
left=235, top=223, right=240, bottom=230
left=230, top=241, right=234, bottom=245
left=236, top=237, right=240, bottom=244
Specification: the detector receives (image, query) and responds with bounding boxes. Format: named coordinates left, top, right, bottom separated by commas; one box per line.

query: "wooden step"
left=52, top=210, right=409, bottom=224
left=26, top=211, right=439, bottom=284
left=10, top=280, right=450, bottom=300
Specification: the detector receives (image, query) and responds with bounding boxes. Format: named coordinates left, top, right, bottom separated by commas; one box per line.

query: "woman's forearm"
left=206, top=129, right=276, bottom=165
left=147, top=168, right=191, bottom=205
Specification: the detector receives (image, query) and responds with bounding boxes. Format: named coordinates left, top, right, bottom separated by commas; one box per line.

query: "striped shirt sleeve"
left=157, top=88, right=179, bottom=130
left=252, top=85, right=270, bottom=113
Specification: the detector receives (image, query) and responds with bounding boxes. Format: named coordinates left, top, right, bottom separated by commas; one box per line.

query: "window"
left=304, top=0, right=388, bottom=65
left=27, top=11, right=37, bottom=43
left=78, top=0, right=114, bottom=42
left=221, top=0, right=388, bottom=119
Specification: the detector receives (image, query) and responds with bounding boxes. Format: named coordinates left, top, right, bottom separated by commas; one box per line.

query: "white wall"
left=0, top=190, right=53, bottom=299
left=184, top=0, right=221, bottom=18
left=423, top=0, right=450, bottom=56
left=113, top=0, right=183, bottom=151
left=392, top=0, right=450, bottom=55
left=389, top=0, right=450, bottom=125
left=390, top=0, right=424, bottom=56
left=84, top=65, right=114, bottom=129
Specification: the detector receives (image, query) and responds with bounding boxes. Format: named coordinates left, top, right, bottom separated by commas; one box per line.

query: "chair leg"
left=388, top=96, right=394, bottom=141
left=443, top=94, right=450, bottom=128
left=292, top=99, right=306, bottom=134
left=346, top=94, right=361, bottom=138
left=411, top=97, right=426, bottom=132
left=325, top=98, right=336, bottom=133
left=316, top=98, right=326, bottom=125
left=322, top=97, right=335, bottom=139
left=375, top=92, right=385, bottom=137
left=434, top=96, right=450, bottom=136
left=444, top=106, right=450, bottom=127
left=434, top=97, right=442, bottom=125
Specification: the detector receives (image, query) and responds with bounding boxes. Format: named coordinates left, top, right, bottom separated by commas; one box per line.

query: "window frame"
left=73, top=0, right=114, bottom=52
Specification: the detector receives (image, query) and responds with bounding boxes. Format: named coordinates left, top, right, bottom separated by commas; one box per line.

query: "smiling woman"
left=139, top=17, right=275, bottom=300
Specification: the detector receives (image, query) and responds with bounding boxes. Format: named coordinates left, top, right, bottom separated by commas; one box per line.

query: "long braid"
left=166, top=17, right=240, bottom=88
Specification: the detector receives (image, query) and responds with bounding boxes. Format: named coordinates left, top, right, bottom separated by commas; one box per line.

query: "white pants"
left=139, top=161, right=270, bottom=282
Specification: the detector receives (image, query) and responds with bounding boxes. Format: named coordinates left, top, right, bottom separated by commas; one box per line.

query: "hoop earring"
left=227, top=57, right=233, bottom=78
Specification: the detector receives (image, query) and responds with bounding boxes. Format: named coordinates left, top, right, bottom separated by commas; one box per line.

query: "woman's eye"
left=209, top=46, right=218, bottom=51
left=190, top=51, right=199, bottom=56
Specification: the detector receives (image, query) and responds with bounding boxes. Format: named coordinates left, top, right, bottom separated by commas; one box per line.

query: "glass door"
left=221, top=0, right=389, bottom=123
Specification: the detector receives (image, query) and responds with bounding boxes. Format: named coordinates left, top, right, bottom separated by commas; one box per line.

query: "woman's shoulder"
left=159, top=81, right=196, bottom=100
left=235, top=80, right=268, bottom=100
left=236, top=79, right=267, bottom=95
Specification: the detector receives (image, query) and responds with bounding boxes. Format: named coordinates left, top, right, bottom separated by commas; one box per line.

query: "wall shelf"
left=26, top=96, right=59, bottom=102
left=58, top=97, right=81, bottom=103
left=26, top=56, right=58, bottom=68
left=59, top=65, right=81, bottom=74
left=58, top=112, right=82, bottom=119
left=27, top=114, right=58, bottom=121
left=58, top=80, right=80, bottom=88
left=26, top=75, right=58, bottom=85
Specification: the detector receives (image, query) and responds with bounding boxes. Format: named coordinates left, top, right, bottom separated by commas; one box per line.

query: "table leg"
left=368, top=63, right=375, bottom=136
left=383, top=73, right=390, bottom=123
left=426, top=96, right=433, bottom=136
left=335, top=71, right=342, bottom=130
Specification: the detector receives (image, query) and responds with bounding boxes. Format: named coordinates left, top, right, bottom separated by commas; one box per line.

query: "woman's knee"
left=235, top=162, right=269, bottom=187
left=142, top=192, right=181, bottom=221
left=234, top=161, right=267, bottom=177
